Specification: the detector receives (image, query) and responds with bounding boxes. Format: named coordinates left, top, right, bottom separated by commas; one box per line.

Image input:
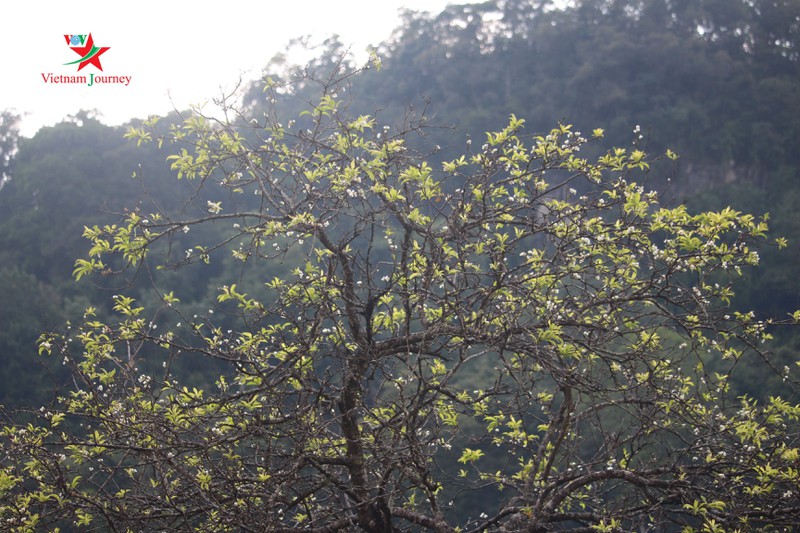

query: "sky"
left=5, top=1, right=463, bottom=137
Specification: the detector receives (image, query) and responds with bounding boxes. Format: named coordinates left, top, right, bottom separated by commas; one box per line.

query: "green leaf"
left=458, top=448, right=485, bottom=464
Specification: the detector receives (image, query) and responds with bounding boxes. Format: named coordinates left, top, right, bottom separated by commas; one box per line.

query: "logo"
left=41, top=33, right=132, bottom=87
left=64, top=34, right=109, bottom=71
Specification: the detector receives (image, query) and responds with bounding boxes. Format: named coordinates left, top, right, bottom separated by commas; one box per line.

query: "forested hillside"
left=247, top=0, right=800, bottom=321
left=251, top=0, right=800, bottom=171
left=3, top=0, right=798, bottom=405
left=1, top=1, right=800, bottom=530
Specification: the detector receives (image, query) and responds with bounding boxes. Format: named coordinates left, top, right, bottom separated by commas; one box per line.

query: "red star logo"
left=64, top=33, right=110, bottom=71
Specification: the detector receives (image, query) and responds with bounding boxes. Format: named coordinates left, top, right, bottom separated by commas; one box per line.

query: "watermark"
left=41, top=72, right=132, bottom=87
left=64, top=33, right=109, bottom=71
left=41, top=33, right=132, bottom=87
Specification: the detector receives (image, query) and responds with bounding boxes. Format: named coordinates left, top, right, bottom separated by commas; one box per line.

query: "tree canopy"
left=1, top=62, right=799, bottom=532
left=2, top=1, right=800, bottom=530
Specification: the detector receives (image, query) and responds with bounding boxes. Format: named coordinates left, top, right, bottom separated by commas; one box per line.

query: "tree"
left=0, top=110, right=20, bottom=190
left=2, top=63, right=799, bottom=532
left=0, top=267, right=65, bottom=407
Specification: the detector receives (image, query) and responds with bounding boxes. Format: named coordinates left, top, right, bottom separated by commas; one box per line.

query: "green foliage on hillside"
left=244, top=0, right=800, bottom=321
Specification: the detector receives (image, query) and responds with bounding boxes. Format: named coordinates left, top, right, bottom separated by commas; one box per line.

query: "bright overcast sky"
left=6, top=1, right=464, bottom=137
